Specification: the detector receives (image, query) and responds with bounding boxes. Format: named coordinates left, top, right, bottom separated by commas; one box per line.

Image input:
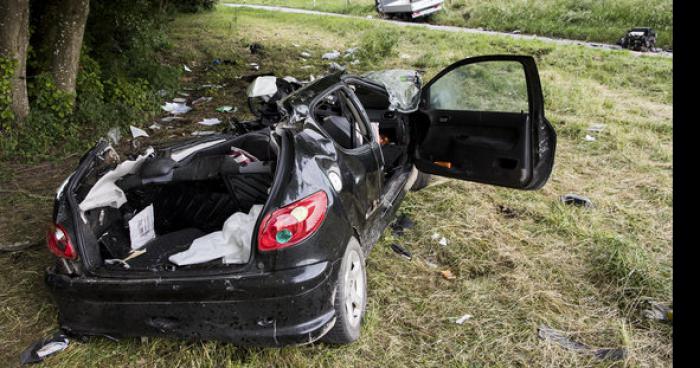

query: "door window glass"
left=428, top=61, right=529, bottom=113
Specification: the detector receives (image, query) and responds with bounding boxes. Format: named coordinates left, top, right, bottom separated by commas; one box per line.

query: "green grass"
left=226, top=0, right=673, bottom=49
left=0, top=5, right=672, bottom=367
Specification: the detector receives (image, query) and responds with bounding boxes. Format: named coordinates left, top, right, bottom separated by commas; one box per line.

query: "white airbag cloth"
left=168, top=205, right=263, bottom=266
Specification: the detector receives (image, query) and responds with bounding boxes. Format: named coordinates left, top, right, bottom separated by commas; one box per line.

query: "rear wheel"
left=322, top=238, right=366, bottom=344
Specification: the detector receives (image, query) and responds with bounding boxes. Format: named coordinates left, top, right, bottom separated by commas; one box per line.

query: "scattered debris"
left=149, top=123, right=161, bottom=130
left=177, top=91, right=190, bottom=97
left=537, top=325, right=627, bottom=361
left=0, top=240, right=37, bottom=252
left=617, top=27, right=657, bottom=52
left=249, top=42, right=264, bottom=54
left=390, top=213, right=414, bottom=236
left=584, top=134, right=596, bottom=142
left=160, top=116, right=187, bottom=123
left=300, top=51, right=312, bottom=58
left=344, top=47, right=358, bottom=57
left=19, top=331, right=69, bottom=365
left=329, top=62, right=345, bottom=72
left=191, top=131, right=216, bottom=136
left=183, top=64, right=192, bottom=72
left=642, top=301, right=673, bottom=323
left=249, top=63, right=260, bottom=71
left=440, top=269, right=456, bottom=280
left=432, top=232, right=448, bottom=246
left=200, top=83, right=224, bottom=90
left=197, top=118, right=222, bottom=126
left=389, top=243, right=412, bottom=260
left=587, top=123, right=606, bottom=132
left=129, top=126, right=149, bottom=138
left=455, top=314, right=472, bottom=324
left=192, top=96, right=213, bottom=106
left=172, top=97, right=187, bottom=103
left=105, top=258, right=131, bottom=269
left=216, top=106, right=236, bottom=113
left=107, top=127, right=121, bottom=144
left=560, top=193, right=594, bottom=208
left=496, top=204, right=518, bottom=218
left=161, top=102, right=191, bottom=115
left=322, top=50, right=341, bottom=60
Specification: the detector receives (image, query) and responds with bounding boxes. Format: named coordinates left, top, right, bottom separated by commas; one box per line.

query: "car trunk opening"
left=71, top=130, right=280, bottom=275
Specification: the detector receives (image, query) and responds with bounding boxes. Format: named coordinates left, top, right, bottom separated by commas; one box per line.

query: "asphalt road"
left=223, top=3, right=672, bottom=58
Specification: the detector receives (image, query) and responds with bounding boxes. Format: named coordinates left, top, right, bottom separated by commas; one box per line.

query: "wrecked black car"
left=45, top=55, right=556, bottom=346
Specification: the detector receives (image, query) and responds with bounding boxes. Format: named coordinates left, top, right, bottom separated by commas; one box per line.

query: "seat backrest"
left=322, top=115, right=353, bottom=149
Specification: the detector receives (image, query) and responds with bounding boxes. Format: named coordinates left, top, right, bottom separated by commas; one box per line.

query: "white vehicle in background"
left=375, top=0, right=444, bottom=20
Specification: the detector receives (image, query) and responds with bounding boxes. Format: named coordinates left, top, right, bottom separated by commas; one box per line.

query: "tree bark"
left=0, top=0, right=30, bottom=123
left=42, top=0, right=90, bottom=96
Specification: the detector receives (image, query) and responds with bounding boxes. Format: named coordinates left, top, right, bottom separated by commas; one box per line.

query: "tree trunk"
left=0, top=0, right=30, bottom=124
left=42, top=0, right=90, bottom=96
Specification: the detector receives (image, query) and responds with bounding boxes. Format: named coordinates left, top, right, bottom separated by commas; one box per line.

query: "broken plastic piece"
left=560, top=193, right=593, bottom=208
left=322, top=50, right=341, bottom=60
left=537, top=325, right=627, bottom=361
left=197, top=118, right=222, bottom=126
left=300, top=51, right=311, bottom=58
left=149, top=123, right=161, bottom=130
left=191, top=130, right=216, bottom=136
left=168, top=205, right=263, bottom=266
left=455, top=314, right=472, bottom=324
left=390, top=213, right=414, bottom=236
left=642, top=301, right=673, bottom=322
left=216, top=106, right=235, bottom=113
left=440, top=269, right=456, bottom=280
left=161, top=102, right=191, bottom=115
left=192, top=96, right=213, bottom=105
left=128, top=204, right=155, bottom=250
left=183, top=64, right=192, bottom=72
left=19, top=331, right=69, bottom=365
left=129, top=126, right=149, bottom=138
left=390, top=243, right=412, bottom=260
left=107, top=127, right=121, bottom=144
left=434, top=161, right=452, bottom=169
left=584, top=134, right=596, bottom=142
left=247, top=76, right=278, bottom=98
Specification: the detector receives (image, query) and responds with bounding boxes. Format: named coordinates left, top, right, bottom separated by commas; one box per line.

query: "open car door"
left=412, top=55, right=556, bottom=189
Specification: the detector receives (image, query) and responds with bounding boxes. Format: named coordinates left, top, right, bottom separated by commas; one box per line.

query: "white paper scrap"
left=130, top=125, right=149, bottom=138
left=197, top=118, right=222, bottom=126
left=129, top=204, right=155, bottom=250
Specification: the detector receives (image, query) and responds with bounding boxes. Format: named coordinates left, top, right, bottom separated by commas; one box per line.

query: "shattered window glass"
left=362, top=70, right=421, bottom=112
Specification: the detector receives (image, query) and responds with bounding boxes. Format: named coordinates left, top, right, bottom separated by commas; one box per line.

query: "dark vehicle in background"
left=617, top=27, right=657, bottom=52
left=45, top=55, right=556, bottom=346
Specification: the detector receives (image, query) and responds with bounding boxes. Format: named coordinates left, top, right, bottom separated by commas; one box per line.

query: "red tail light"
left=47, top=224, right=77, bottom=260
left=258, top=191, right=328, bottom=252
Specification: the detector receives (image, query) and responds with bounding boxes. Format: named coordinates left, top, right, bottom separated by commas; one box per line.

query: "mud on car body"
left=45, top=55, right=556, bottom=346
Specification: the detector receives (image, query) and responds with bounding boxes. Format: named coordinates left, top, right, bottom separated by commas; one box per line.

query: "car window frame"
left=309, top=83, right=375, bottom=154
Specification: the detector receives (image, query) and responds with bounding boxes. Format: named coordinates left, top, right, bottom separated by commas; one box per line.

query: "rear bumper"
left=45, top=261, right=339, bottom=346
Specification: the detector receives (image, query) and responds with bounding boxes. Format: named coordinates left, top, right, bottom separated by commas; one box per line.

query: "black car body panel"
left=44, top=55, right=556, bottom=346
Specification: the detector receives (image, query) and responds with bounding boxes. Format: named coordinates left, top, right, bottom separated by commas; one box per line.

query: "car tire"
left=411, top=171, right=431, bottom=191
left=322, top=238, right=367, bottom=344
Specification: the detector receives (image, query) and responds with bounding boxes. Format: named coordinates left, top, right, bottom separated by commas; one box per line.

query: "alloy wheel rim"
left=343, top=249, right=364, bottom=327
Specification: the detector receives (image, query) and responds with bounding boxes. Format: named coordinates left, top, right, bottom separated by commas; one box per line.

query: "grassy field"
left=0, top=4, right=672, bottom=367
left=227, top=0, right=673, bottom=49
